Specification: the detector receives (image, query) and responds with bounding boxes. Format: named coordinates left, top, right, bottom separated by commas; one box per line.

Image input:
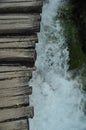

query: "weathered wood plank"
left=0, top=106, right=34, bottom=122
left=0, top=0, right=43, bottom=13
left=0, top=70, right=32, bottom=80
left=0, top=14, right=40, bottom=35
left=0, top=86, right=32, bottom=97
left=0, top=119, right=29, bottom=130
left=0, top=77, right=30, bottom=89
left=0, top=49, right=35, bottom=58
left=0, top=95, right=29, bottom=108
left=0, top=0, right=42, bottom=128
left=0, top=0, right=41, bottom=2
left=0, top=36, right=38, bottom=49
left=0, top=65, right=35, bottom=72
left=0, top=49, right=36, bottom=65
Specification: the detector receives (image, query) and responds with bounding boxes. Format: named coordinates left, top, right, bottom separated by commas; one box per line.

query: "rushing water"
left=29, top=0, right=86, bottom=130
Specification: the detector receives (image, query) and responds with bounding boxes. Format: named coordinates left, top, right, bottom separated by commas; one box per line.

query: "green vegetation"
left=55, top=1, right=86, bottom=92
left=61, top=21, right=85, bottom=70
left=56, top=1, right=86, bottom=70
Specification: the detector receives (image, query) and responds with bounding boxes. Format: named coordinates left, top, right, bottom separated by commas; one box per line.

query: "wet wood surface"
left=0, top=0, right=43, bottom=129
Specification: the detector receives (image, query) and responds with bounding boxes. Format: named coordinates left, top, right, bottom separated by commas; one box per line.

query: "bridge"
left=0, top=0, right=43, bottom=130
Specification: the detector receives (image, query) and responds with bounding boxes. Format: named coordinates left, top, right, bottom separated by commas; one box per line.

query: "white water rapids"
left=29, top=0, right=86, bottom=130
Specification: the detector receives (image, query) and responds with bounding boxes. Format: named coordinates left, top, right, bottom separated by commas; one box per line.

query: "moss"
left=79, top=65, right=86, bottom=91
left=56, top=2, right=86, bottom=70
left=61, top=21, right=85, bottom=70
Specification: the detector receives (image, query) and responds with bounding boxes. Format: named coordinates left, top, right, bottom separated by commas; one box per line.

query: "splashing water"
left=29, top=0, right=86, bottom=130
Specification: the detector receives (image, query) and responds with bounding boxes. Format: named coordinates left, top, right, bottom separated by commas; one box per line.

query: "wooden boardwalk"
left=0, top=0, right=43, bottom=130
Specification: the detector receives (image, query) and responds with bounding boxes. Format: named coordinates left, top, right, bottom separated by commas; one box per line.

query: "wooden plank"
left=0, top=86, right=32, bottom=97
left=0, top=70, right=32, bottom=80
left=0, top=77, right=30, bottom=89
left=0, top=0, right=43, bottom=13
left=0, top=65, right=35, bottom=73
left=0, top=106, right=34, bottom=122
left=0, top=49, right=35, bottom=58
left=0, top=14, right=40, bottom=35
left=0, top=36, right=38, bottom=49
left=0, top=0, right=41, bottom=2
left=0, top=119, right=29, bottom=130
left=0, top=49, right=36, bottom=65
left=0, top=95, right=29, bottom=108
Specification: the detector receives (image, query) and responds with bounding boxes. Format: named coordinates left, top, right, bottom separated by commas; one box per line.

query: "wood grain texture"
left=0, top=77, right=30, bottom=89
left=0, top=70, right=32, bottom=80
left=0, top=95, right=29, bottom=108
left=0, top=36, right=38, bottom=49
left=0, top=119, right=29, bottom=130
left=0, top=14, right=40, bottom=35
left=0, top=49, right=36, bottom=66
left=0, top=65, right=35, bottom=73
left=0, top=49, right=35, bottom=58
left=0, top=0, right=41, bottom=2
left=0, top=106, right=34, bottom=122
left=0, top=86, right=32, bottom=97
left=0, top=0, right=43, bottom=128
left=0, top=0, right=43, bottom=13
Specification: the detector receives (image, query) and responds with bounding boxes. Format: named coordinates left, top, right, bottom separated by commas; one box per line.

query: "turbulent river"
left=29, top=0, right=86, bottom=130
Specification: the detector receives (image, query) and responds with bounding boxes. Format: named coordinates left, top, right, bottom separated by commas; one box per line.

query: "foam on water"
left=29, top=0, right=86, bottom=130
